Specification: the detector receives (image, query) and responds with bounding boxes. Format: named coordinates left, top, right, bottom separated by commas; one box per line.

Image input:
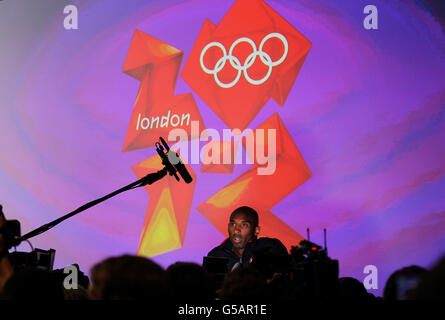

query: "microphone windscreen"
left=167, top=150, right=193, bottom=184
left=175, top=161, right=193, bottom=184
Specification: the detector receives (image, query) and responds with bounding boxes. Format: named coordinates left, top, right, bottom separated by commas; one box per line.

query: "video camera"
left=0, top=205, right=57, bottom=271
left=288, top=238, right=339, bottom=298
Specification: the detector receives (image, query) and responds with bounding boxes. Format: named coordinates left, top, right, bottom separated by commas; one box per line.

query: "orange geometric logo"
left=122, top=0, right=312, bottom=257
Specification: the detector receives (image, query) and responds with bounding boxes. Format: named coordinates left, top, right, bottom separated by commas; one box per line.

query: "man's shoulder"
left=207, top=245, right=225, bottom=257
left=256, top=237, right=285, bottom=245
left=255, top=237, right=288, bottom=254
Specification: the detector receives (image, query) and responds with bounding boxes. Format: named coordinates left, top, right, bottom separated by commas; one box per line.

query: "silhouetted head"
left=166, top=262, right=215, bottom=300
left=408, top=255, right=445, bottom=299
left=220, top=267, right=268, bottom=300
left=89, top=255, right=168, bottom=300
left=2, top=267, right=64, bottom=300
left=383, top=265, right=428, bottom=300
left=338, top=277, right=370, bottom=300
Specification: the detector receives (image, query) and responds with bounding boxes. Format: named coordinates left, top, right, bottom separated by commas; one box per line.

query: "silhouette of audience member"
left=1, top=267, right=64, bottom=300
left=50, top=264, right=90, bottom=300
left=267, top=272, right=301, bottom=300
left=219, top=267, right=269, bottom=300
left=338, top=277, right=372, bottom=300
left=63, top=286, right=89, bottom=300
left=166, top=262, right=215, bottom=301
left=408, top=255, right=445, bottom=300
left=383, top=265, right=428, bottom=300
left=88, top=255, right=168, bottom=300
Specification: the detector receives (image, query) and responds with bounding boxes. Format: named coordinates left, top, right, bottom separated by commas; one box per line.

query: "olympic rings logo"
left=199, top=33, right=288, bottom=88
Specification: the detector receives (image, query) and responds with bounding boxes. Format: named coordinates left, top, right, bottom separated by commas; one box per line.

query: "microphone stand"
left=19, top=167, right=169, bottom=242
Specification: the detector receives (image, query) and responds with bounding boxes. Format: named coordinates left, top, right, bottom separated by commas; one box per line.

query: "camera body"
left=0, top=205, right=56, bottom=271
left=8, top=248, right=56, bottom=272
left=289, top=240, right=339, bottom=298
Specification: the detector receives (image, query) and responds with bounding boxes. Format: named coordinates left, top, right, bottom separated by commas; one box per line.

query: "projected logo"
left=122, top=0, right=312, bottom=257
left=199, top=32, right=288, bottom=88
left=182, top=0, right=311, bottom=131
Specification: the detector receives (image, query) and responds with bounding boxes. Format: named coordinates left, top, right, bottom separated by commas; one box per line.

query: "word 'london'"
left=136, top=111, right=190, bottom=130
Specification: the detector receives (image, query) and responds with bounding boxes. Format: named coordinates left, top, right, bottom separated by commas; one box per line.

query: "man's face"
left=228, top=212, right=257, bottom=250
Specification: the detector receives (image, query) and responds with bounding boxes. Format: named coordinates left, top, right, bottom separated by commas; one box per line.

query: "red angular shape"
left=198, top=113, right=312, bottom=250
left=132, top=153, right=197, bottom=255
left=182, top=0, right=311, bottom=130
left=122, top=30, right=206, bottom=151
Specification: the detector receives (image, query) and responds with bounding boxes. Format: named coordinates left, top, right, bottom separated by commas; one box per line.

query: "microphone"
left=156, top=137, right=193, bottom=184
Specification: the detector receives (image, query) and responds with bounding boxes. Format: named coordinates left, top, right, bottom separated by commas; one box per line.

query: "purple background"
left=0, top=0, right=444, bottom=296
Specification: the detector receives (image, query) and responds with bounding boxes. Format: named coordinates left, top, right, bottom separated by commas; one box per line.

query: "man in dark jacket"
left=207, top=206, right=289, bottom=272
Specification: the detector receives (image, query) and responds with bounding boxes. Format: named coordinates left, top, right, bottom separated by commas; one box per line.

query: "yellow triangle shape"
left=137, top=187, right=181, bottom=257
left=207, top=176, right=253, bottom=208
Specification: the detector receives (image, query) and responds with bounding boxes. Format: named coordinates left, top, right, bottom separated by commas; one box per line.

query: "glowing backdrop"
left=0, top=0, right=444, bottom=296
